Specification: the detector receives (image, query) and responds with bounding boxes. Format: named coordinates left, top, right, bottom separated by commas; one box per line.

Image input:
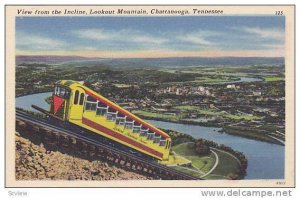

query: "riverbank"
left=16, top=89, right=52, bottom=98
left=163, top=142, right=243, bottom=180
left=223, top=125, right=283, bottom=145
left=164, top=130, right=247, bottom=179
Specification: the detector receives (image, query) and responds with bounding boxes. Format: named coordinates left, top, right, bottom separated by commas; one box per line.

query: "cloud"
left=177, top=34, right=213, bottom=45
left=72, top=28, right=168, bottom=45
left=71, top=29, right=110, bottom=41
left=176, top=30, right=220, bottom=47
left=239, top=27, right=285, bottom=41
left=130, top=35, right=168, bottom=45
left=16, top=26, right=285, bottom=57
left=16, top=32, right=66, bottom=50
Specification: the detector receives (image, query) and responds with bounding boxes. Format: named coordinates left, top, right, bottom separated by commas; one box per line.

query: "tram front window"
left=54, top=86, right=71, bottom=99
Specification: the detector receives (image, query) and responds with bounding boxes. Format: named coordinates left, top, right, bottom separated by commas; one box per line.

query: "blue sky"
left=16, top=16, right=285, bottom=58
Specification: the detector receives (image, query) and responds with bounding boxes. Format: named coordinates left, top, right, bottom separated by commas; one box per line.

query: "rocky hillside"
left=15, top=133, right=153, bottom=180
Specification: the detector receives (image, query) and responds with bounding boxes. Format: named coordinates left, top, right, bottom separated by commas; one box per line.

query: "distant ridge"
left=16, top=55, right=284, bottom=68
left=16, top=55, right=95, bottom=65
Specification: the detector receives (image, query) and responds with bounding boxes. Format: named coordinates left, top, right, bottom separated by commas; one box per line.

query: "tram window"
left=108, top=107, right=117, bottom=113
left=96, top=108, right=107, bottom=116
left=79, top=93, right=84, bottom=105
left=98, top=101, right=107, bottom=108
left=86, top=95, right=97, bottom=102
left=125, top=123, right=133, bottom=129
left=107, top=113, right=116, bottom=121
left=85, top=103, right=96, bottom=111
left=133, top=126, right=141, bottom=133
left=54, top=87, right=58, bottom=95
left=65, top=90, right=70, bottom=99
left=153, top=137, right=160, bottom=144
left=116, top=118, right=125, bottom=125
left=107, top=114, right=112, bottom=120
left=147, top=133, right=154, bottom=140
left=85, top=103, right=91, bottom=110
left=140, top=131, right=147, bottom=137
left=54, top=87, right=59, bottom=96
left=60, top=88, right=65, bottom=97
left=168, top=141, right=171, bottom=149
left=159, top=141, right=166, bottom=147
left=57, top=87, right=61, bottom=96
left=61, top=88, right=69, bottom=98
left=54, top=86, right=70, bottom=99
left=117, top=112, right=125, bottom=118
left=91, top=104, right=96, bottom=111
left=153, top=134, right=161, bottom=144
left=74, top=90, right=79, bottom=104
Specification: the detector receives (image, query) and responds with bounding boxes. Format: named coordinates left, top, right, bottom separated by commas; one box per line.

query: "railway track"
left=15, top=110, right=200, bottom=180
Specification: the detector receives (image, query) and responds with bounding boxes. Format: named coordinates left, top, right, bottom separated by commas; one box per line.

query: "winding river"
left=16, top=92, right=284, bottom=180
left=207, top=77, right=262, bottom=85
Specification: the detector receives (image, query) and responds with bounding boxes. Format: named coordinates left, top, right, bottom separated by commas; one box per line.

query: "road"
left=200, top=148, right=219, bottom=178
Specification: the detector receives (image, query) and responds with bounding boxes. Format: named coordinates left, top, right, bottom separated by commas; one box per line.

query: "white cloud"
left=17, top=27, right=284, bottom=53
left=177, top=34, right=213, bottom=45
left=177, top=31, right=218, bottom=46
left=240, top=27, right=285, bottom=41
left=72, top=29, right=110, bottom=41
left=72, top=28, right=168, bottom=45
left=130, top=35, right=167, bottom=45
left=16, top=32, right=66, bottom=50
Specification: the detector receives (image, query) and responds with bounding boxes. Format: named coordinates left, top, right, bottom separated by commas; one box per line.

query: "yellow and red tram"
left=49, top=80, right=171, bottom=161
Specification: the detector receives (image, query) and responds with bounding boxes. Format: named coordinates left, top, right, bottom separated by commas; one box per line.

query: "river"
left=207, top=77, right=262, bottom=85
left=16, top=92, right=284, bottom=180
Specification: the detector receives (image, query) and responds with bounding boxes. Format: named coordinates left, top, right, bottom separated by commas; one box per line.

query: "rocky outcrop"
left=15, top=134, right=152, bottom=180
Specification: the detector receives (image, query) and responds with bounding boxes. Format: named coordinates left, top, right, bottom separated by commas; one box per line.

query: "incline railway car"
left=48, top=80, right=171, bottom=161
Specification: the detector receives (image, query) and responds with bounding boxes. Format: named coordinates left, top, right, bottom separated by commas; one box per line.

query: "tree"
left=194, top=139, right=210, bottom=156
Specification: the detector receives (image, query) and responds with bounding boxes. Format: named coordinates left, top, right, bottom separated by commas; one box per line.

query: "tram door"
left=69, top=88, right=85, bottom=120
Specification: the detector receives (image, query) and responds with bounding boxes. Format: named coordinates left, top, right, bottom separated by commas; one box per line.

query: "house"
left=227, top=84, right=236, bottom=89
left=252, top=91, right=262, bottom=96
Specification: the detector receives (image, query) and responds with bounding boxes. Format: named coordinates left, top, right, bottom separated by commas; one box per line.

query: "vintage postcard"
left=5, top=5, right=295, bottom=187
